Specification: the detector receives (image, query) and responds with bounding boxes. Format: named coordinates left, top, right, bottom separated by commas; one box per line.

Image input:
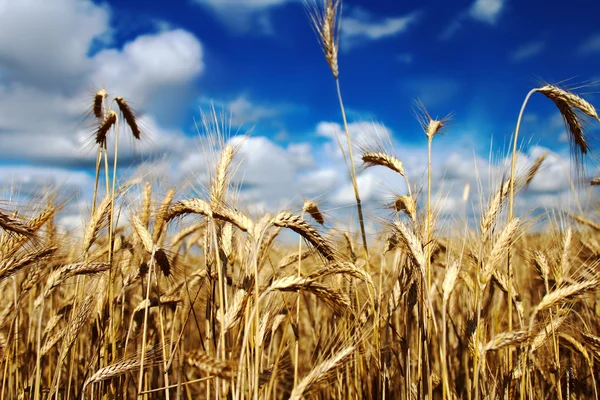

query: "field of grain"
left=2, top=1, right=600, bottom=399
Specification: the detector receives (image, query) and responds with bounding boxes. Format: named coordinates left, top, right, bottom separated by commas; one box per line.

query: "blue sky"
left=1, top=0, right=600, bottom=230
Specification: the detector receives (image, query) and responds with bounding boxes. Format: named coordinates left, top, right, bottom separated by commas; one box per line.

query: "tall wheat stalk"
left=417, top=103, right=449, bottom=290
left=507, top=83, right=599, bottom=375
left=306, top=0, right=369, bottom=259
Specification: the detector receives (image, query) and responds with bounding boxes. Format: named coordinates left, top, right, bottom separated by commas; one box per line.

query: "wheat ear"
left=272, top=212, right=335, bottom=261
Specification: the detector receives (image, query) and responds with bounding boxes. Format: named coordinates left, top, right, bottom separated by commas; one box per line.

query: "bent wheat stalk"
left=508, top=83, right=600, bottom=371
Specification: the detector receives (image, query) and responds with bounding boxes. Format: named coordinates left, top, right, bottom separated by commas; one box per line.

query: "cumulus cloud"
left=316, top=121, right=392, bottom=143
left=0, top=0, right=110, bottom=90
left=0, top=0, right=204, bottom=168
left=92, top=30, right=204, bottom=107
left=0, top=165, right=93, bottom=199
left=510, top=41, right=545, bottom=62
left=0, top=0, right=585, bottom=236
left=341, top=8, right=420, bottom=50
left=2, top=115, right=583, bottom=235
left=316, top=120, right=393, bottom=163
left=469, top=0, right=505, bottom=24
left=174, top=135, right=304, bottom=211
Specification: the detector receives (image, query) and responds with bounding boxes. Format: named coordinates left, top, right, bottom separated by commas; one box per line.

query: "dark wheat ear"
left=115, top=96, right=141, bottom=140
left=96, top=110, right=117, bottom=147
left=93, top=89, right=108, bottom=119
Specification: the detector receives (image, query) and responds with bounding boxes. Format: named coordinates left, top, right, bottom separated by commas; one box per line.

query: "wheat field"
left=2, top=1, right=600, bottom=399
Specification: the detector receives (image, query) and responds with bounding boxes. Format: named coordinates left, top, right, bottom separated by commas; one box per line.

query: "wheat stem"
left=335, top=78, right=369, bottom=260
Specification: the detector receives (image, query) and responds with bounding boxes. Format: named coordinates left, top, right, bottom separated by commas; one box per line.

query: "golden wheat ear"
left=303, top=200, right=325, bottom=225
left=0, top=209, right=34, bottom=237
left=393, top=195, right=416, bottom=221
left=272, top=212, right=336, bottom=261
left=305, top=0, right=341, bottom=79
left=361, top=151, right=406, bottom=177
left=414, top=100, right=452, bottom=139
left=537, top=84, right=600, bottom=169
left=114, top=96, right=141, bottom=140
left=524, top=152, right=548, bottom=187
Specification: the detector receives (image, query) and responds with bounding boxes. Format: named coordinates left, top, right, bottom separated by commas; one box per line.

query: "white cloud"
left=0, top=0, right=586, bottom=236
left=0, top=165, right=93, bottom=198
left=92, top=29, right=203, bottom=107
left=227, top=95, right=281, bottom=125
left=176, top=135, right=317, bottom=211
left=297, top=168, right=338, bottom=197
left=0, top=0, right=204, bottom=168
left=2, top=117, right=583, bottom=236
left=316, top=121, right=393, bottom=163
left=342, top=8, right=420, bottom=50
left=469, top=0, right=505, bottom=24
left=510, top=41, right=545, bottom=62
left=287, top=143, right=315, bottom=169
left=0, top=0, right=110, bottom=90
left=316, top=121, right=392, bottom=143
left=578, top=33, right=600, bottom=55
left=192, top=0, right=297, bottom=34
left=440, top=0, right=505, bottom=40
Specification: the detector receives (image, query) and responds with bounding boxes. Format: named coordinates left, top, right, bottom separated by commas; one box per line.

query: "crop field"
left=2, top=1, right=600, bottom=399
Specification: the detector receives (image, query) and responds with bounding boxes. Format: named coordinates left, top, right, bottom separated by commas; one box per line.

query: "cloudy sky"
left=1, top=0, right=599, bottom=233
